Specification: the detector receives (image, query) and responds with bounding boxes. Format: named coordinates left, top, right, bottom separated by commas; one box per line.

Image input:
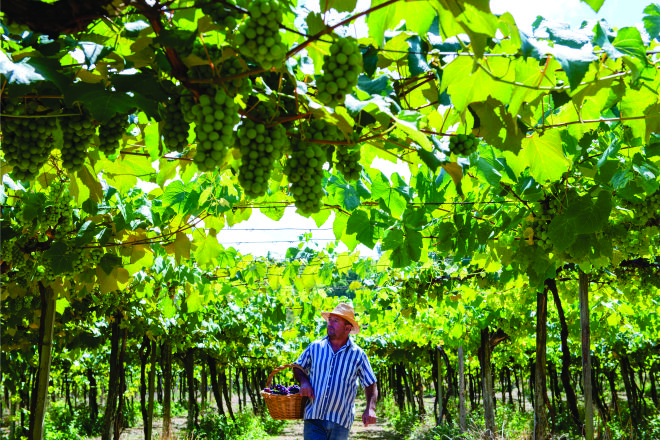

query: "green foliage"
left=189, top=410, right=275, bottom=440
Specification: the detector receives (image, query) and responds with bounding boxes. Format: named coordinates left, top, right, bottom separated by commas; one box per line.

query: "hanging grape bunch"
left=622, top=190, right=660, bottom=226
left=317, top=37, right=363, bottom=107
left=449, top=133, right=479, bottom=156
left=192, top=89, right=240, bottom=171
left=1, top=99, right=58, bottom=181
left=197, top=0, right=241, bottom=30
left=235, top=103, right=288, bottom=198
left=335, top=144, right=362, bottom=181
left=161, top=94, right=191, bottom=153
left=284, top=137, right=326, bottom=214
left=59, top=105, right=95, bottom=172
left=220, top=56, right=252, bottom=98
left=192, top=40, right=223, bottom=63
left=97, top=111, right=132, bottom=156
left=234, top=0, right=287, bottom=70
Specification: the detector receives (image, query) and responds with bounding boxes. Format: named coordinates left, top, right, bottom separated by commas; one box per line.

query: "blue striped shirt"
left=295, top=336, right=377, bottom=429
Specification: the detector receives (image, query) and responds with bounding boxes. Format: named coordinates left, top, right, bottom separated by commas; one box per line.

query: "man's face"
left=327, top=314, right=352, bottom=340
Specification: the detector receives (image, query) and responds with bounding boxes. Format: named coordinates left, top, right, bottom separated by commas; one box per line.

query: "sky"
left=216, top=0, right=649, bottom=259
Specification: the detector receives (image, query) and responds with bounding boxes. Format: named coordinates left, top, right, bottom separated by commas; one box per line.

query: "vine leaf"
left=518, top=129, right=570, bottom=183
left=331, top=0, right=358, bottom=13
left=581, top=0, right=605, bottom=12
left=612, top=27, right=648, bottom=63
left=643, top=4, right=660, bottom=39
left=346, top=209, right=377, bottom=249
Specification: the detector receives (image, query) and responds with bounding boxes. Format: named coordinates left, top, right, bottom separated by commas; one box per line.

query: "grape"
left=235, top=105, right=288, bottom=198
left=449, top=133, right=479, bottom=156
left=234, top=0, right=287, bottom=70
left=192, top=40, right=223, bottom=63
left=97, top=111, right=132, bottom=156
left=284, top=138, right=326, bottom=214
left=161, top=94, right=191, bottom=153
left=192, top=88, right=240, bottom=172
left=334, top=144, right=361, bottom=181
left=316, top=37, right=363, bottom=107
left=219, top=56, right=252, bottom=98
left=197, top=0, right=241, bottom=31
left=59, top=105, right=95, bottom=172
left=1, top=99, right=58, bottom=181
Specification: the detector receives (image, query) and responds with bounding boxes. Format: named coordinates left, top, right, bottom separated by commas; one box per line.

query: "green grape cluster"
left=316, top=38, right=363, bottom=107
left=98, top=111, right=131, bottom=155
left=334, top=144, right=361, bottom=181
left=192, top=40, right=223, bottom=62
left=88, top=247, right=104, bottom=267
left=197, top=0, right=241, bottom=30
left=306, top=119, right=343, bottom=164
left=59, top=106, right=95, bottom=172
left=1, top=100, right=57, bottom=181
left=220, top=56, right=251, bottom=97
left=192, top=89, right=240, bottom=171
left=284, top=138, right=326, bottom=214
left=161, top=95, right=191, bottom=153
left=236, top=106, right=288, bottom=198
left=234, top=0, right=286, bottom=70
left=622, top=191, right=660, bottom=226
left=6, top=239, right=27, bottom=271
left=449, top=133, right=479, bottom=156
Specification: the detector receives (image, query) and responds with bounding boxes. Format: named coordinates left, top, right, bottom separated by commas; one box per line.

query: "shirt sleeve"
left=357, top=351, right=377, bottom=388
left=295, top=344, right=312, bottom=371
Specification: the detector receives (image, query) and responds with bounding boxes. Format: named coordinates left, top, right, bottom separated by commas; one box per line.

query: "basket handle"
left=265, top=363, right=306, bottom=388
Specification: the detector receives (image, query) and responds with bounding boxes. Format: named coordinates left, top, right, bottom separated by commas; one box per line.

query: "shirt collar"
left=322, top=335, right=352, bottom=351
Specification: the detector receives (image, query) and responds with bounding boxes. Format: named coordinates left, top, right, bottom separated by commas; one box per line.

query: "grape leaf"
left=612, top=27, right=648, bottom=63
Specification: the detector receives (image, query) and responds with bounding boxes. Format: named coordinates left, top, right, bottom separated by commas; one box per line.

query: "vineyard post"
left=479, top=327, right=496, bottom=436
left=28, top=283, right=56, bottom=440
left=146, top=339, right=157, bottom=440
left=458, top=344, right=466, bottom=432
left=579, top=270, right=594, bottom=440
left=533, top=286, right=549, bottom=440
left=436, top=347, right=443, bottom=423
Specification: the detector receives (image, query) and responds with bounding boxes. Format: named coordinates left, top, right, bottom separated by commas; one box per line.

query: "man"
left=293, top=303, right=378, bottom=440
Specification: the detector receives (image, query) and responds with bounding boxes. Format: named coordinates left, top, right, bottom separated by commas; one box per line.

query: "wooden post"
left=29, top=284, right=56, bottom=440
left=480, top=328, right=495, bottom=436
left=534, top=287, right=548, bottom=440
left=579, top=270, right=594, bottom=440
left=146, top=340, right=157, bottom=440
left=458, top=345, right=466, bottom=432
left=437, top=347, right=443, bottom=423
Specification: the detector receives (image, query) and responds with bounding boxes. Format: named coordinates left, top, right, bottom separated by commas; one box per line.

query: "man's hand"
left=300, top=379, right=315, bottom=399
left=363, top=382, right=378, bottom=427
left=362, top=407, right=377, bottom=426
left=293, top=365, right=315, bottom=399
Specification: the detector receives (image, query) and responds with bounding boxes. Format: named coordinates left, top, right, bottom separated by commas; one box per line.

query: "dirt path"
left=270, top=417, right=398, bottom=440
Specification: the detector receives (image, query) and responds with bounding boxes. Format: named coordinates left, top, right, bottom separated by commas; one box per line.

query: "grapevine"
left=161, top=94, right=191, bottom=153
left=235, top=104, right=288, bottom=198
left=1, top=99, right=58, bottom=181
left=192, top=89, right=240, bottom=171
left=59, top=105, right=95, bottom=172
left=284, top=137, right=326, bottom=214
left=334, top=144, right=362, bottom=181
left=97, top=111, right=132, bottom=156
left=219, top=55, right=252, bottom=98
left=234, top=0, right=287, bottom=70
left=449, top=133, right=479, bottom=156
left=316, top=37, right=363, bottom=107
left=197, top=0, right=242, bottom=31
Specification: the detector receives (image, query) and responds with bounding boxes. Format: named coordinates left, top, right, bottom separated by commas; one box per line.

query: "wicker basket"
left=261, top=363, right=308, bottom=420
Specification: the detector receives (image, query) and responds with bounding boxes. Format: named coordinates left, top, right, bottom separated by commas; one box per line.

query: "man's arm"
left=293, top=366, right=315, bottom=399
left=362, top=382, right=378, bottom=426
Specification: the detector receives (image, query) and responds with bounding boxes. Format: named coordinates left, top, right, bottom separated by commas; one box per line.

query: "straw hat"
left=321, top=303, right=360, bottom=334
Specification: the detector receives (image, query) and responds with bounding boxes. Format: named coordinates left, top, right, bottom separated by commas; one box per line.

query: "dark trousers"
left=303, top=419, right=350, bottom=440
